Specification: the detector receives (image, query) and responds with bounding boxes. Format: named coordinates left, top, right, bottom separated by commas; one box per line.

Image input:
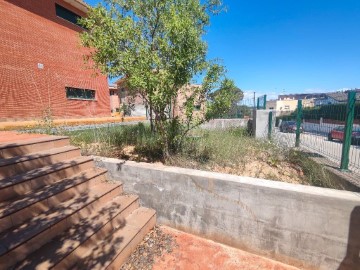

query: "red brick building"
left=0, top=0, right=110, bottom=121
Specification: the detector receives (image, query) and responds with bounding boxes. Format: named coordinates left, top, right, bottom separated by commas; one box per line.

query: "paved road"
left=274, top=129, right=360, bottom=174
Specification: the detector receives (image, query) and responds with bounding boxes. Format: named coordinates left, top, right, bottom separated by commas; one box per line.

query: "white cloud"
left=335, top=87, right=351, bottom=92
left=303, top=87, right=354, bottom=93
left=242, top=90, right=277, bottom=101
left=242, top=91, right=255, bottom=99
left=303, top=88, right=326, bottom=94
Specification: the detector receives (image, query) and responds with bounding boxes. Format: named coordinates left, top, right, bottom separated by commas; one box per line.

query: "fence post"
left=256, top=97, right=260, bottom=110
left=295, top=100, right=302, bottom=147
left=340, top=91, right=356, bottom=170
left=263, top=95, right=267, bottom=109
left=268, top=111, right=273, bottom=140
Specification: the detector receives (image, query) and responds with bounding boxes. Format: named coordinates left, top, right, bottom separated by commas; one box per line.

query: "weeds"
left=66, top=124, right=338, bottom=189
left=67, top=123, right=164, bottom=160
left=286, top=150, right=337, bottom=188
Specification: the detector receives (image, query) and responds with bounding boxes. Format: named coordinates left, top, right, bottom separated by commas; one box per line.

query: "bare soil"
left=121, top=225, right=299, bottom=270
left=120, top=225, right=177, bottom=270
left=211, top=160, right=305, bottom=184
left=84, top=143, right=308, bottom=184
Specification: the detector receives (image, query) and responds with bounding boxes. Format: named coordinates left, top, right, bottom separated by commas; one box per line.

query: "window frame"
left=65, top=87, right=96, bottom=101
left=55, top=3, right=83, bottom=28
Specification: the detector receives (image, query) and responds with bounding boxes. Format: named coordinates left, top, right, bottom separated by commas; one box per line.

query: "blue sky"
left=85, top=0, right=360, bottom=99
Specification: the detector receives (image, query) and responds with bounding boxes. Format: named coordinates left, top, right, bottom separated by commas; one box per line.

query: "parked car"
left=328, top=126, right=360, bottom=145
left=279, top=121, right=303, bottom=133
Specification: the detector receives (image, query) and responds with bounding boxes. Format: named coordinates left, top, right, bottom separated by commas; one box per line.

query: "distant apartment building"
left=0, top=0, right=110, bottom=121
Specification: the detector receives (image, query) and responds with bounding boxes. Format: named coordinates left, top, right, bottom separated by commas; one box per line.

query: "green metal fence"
left=216, top=98, right=255, bottom=119
left=257, top=95, right=267, bottom=110
left=275, top=91, right=360, bottom=174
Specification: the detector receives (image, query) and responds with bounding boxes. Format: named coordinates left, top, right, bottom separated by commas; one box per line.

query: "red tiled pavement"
left=153, top=226, right=300, bottom=270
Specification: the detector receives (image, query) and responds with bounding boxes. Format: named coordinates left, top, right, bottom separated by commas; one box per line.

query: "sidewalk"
left=153, top=226, right=300, bottom=270
left=0, top=116, right=146, bottom=131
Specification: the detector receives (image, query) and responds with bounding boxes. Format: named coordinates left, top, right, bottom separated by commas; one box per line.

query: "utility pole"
left=253, top=92, right=256, bottom=109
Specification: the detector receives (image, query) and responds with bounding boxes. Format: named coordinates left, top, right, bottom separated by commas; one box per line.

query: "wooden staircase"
left=0, top=135, right=156, bottom=269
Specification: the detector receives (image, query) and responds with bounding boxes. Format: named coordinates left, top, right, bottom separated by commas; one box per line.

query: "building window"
left=66, top=87, right=96, bottom=100
left=55, top=4, right=82, bottom=27
left=284, top=105, right=290, bottom=110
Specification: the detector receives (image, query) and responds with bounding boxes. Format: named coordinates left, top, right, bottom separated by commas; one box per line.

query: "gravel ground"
left=120, top=225, right=177, bottom=270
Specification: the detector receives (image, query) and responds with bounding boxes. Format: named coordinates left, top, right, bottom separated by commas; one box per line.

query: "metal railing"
left=273, top=91, right=360, bottom=174
left=216, top=98, right=255, bottom=119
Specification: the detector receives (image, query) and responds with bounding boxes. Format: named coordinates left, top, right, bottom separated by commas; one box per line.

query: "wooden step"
left=0, top=182, right=122, bottom=269
left=0, top=156, right=94, bottom=202
left=0, top=145, right=81, bottom=179
left=71, top=207, right=156, bottom=270
left=0, top=168, right=108, bottom=233
left=15, top=195, right=140, bottom=270
left=0, top=136, right=69, bottom=159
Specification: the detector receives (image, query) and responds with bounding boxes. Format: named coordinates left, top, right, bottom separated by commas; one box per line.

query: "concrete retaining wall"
left=253, top=109, right=276, bottom=139
left=200, top=118, right=248, bottom=129
left=94, top=157, right=360, bottom=270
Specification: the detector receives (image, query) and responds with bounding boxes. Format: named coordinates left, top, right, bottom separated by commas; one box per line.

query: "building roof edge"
left=62, top=0, right=88, bottom=13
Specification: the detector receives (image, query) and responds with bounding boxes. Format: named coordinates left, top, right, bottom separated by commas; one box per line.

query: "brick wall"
left=0, top=0, right=110, bottom=121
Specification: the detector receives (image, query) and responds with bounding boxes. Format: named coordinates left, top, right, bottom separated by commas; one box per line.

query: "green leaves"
left=206, top=78, right=240, bottom=120
left=80, top=0, right=238, bottom=156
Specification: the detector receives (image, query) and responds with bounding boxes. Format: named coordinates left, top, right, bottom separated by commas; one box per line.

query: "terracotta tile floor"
left=153, top=226, right=300, bottom=270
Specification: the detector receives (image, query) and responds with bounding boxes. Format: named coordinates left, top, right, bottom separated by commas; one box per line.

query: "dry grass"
left=167, top=128, right=337, bottom=187
left=65, top=124, right=341, bottom=189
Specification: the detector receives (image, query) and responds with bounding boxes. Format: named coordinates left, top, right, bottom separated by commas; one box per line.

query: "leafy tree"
left=80, top=0, right=238, bottom=156
left=209, top=83, right=243, bottom=118
left=237, top=105, right=252, bottom=118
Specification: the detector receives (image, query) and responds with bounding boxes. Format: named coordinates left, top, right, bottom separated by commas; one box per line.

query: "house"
left=278, top=93, right=325, bottom=101
left=115, top=79, right=147, bottom=117
left=314, top=89, right=360, bottom=106
left=275, top=99, right=298, bottom=114
left=265, top=93, right=322, bottom=115
left=0, top=0, right=111, bottom=121
left=114, top=80, right=205, bottom=119
left=172, top=84, right=205, bottom=119
left=266, top=100, right=277, bottom=110
left=109, top=84, right=119, bottom=113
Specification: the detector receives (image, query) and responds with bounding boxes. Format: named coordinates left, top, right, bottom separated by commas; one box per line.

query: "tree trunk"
left=149, top=102, right=154, bottom=133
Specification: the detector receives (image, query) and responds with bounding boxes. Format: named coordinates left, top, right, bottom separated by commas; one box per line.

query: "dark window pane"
left=55, top=4, right=82, bottom=26
left=66, top=87, right=96, bottom=100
